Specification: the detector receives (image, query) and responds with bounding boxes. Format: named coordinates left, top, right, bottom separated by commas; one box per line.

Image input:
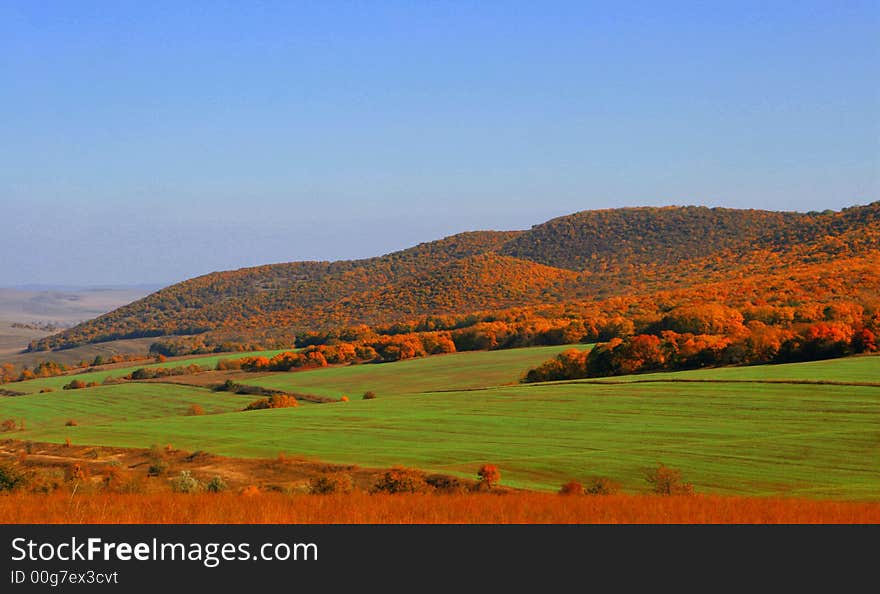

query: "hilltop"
left=28, top=202, right=880, bottom=352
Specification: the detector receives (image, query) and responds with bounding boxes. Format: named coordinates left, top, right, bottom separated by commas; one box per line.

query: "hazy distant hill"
left=29, top=202, right=880, bottom=351
left=0, top=286, right=155, bottom=356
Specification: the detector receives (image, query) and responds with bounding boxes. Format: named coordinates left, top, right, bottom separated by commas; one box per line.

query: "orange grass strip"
left=2, top=492, right=879, bottom=524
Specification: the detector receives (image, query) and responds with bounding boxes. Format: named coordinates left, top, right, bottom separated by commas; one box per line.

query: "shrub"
left=65, top=419, right=78, bottom=427
left=147, top=460, right=168, bottom=477
left=102, top=466, right=126, bottom=491
left=186, top=404, right=205, bottom=416
left=63, top=379, right=87, bottom=390
left=559, top=481, right=585, bottom=496
left=241, top=485, right=261, bottom=496
left=39, top=388, right=54, bottom=393
left=206, top=476, right=228, bottom=493
left=339, top=395, right=349, bottom=402
left=477, top=464, right=501, bottom=490
left=426, top=474, right=468, bottom=494
left=65, top=463, right=88, bottom=483
left=309, top=472, right=354, bottom=494
left=585, top=477, right=621, bottom=495
left=0, top=419, right=16, bottom=432
left=64, top=438, right=71, bottom=448
left=645, top=464, right=694, bottom=496
left=243, top=394, right=298, bottom=411
left=371, top=466, right=429, bottom=494
left=0, top=463, right=27, bottom=491
left=362, top=391, right=377, bottom=400
left=171, top=470, right=202, bottom=493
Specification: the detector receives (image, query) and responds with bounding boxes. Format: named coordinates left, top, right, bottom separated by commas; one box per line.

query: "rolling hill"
left=28, top=202, right=880, bottom=352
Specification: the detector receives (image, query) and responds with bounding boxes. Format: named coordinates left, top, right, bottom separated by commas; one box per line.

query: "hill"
left=28, top=202, right=880, bottom=351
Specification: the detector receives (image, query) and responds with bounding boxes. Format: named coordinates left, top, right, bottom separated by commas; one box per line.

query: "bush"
left=0, top=463, right=27, bottom=491
left=339, top=395, right=349, bottom=402
left=65, top=463, right=88, bottom=483
left=559, top=481, right=585, bottom=496
left=102, top=466, right=126, bottom=491
left=65, top=419, right=78, bottom=427
left=39, top=388, right=54, bottom=393
left=147, top=462, right=167, bottom=476
left=186, top=404, right=205, bottom=416
left=63, top=379, right=87, bottom=390
left=585, top=477, right=621, bottom=495
left=426, top=474, right=468, bottom=493
left=477, top=464, right=501, bottom=490
left=371, top=466, right=429, bottom=494
left=645, top=464, right=694, bottom=495
left=362, top=391, right=377, bottom=400
left=0, top=419, right=16, bottom=432
left=171, top=470, right=202, bottom=493
left=309, top=472, right=354, bottom=494
left=206, top=476, right=228, bottom=493
left=243, top=394, right=298, bottom=411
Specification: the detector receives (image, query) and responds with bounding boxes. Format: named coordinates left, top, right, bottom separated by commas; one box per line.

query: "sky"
left=1, top=1, right=878, bottom=287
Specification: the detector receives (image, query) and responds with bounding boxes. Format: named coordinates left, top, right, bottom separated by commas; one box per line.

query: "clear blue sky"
left=2, top=1, right=878, bottom=286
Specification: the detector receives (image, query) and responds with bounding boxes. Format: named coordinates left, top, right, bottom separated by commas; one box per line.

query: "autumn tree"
left=371, top=466, right=429, bottom=494
left=559, top=481, right=585, bottom=495
left=645, top=464, right=694, bottom=495
left=477, top=464, right=501, bottom=490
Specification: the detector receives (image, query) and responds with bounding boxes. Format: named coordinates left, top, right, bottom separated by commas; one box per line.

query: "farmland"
left=0, top=383, right=252, bottom=430
left=6, top=349, right=290, bottom=395
left=2, top=346, right=877, bottom=500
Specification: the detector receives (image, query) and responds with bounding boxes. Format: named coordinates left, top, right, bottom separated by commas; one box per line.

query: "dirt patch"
left=140, top=369, right=261, bottom=387
left=0, top=439, right=477, bottom=494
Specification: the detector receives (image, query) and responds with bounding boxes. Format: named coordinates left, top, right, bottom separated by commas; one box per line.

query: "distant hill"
left=29, top=202, right=880, bottom=351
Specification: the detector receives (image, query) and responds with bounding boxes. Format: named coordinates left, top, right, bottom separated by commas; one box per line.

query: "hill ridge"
left=29, top=201, right=880, bottom=351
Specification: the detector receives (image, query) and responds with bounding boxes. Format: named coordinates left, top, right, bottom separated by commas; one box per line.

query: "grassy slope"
left=238, top=344, right=579, bottom=398
left=6, top=349, right=878, bottom=499
left=8, top=349, right=290, bottom=394
left=0, top=383, right=252, bottom=431
left=571, top=354, right=880, bottom=384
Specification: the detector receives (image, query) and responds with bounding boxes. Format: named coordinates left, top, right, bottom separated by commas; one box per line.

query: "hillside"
left=28, top=202, right=880, bottom=351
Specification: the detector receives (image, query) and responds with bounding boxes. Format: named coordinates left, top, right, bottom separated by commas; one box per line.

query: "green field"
left=8, top=349, right=291, bottom=394
left=0, top=383, right=252, bottom=431
left=577, top=354, right=880, bottom=385
left=2, top=347, right=878, bottom=499
left=239, top=344, right=580, bottom=398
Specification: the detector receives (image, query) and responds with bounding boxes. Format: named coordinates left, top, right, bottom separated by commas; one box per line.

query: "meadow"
left=0, top=383, right=251, bottom=430
left=3, top=347, right=877, bottom=499
left=7, top=349, right=290, bottom=394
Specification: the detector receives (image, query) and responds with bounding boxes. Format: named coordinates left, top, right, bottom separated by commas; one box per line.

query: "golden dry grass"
left=2, top=492, right=879, bottom=524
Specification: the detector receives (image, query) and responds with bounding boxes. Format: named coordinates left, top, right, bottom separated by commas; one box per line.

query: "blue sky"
left=2, top=1, right=878, bottom=286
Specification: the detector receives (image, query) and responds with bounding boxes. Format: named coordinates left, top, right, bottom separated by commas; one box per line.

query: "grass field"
left=3, top=348, right=877, bottom=499
left=0, top=383, right=252, bottom=431
left=238, top=344, right=579, bottom=398
left=575, top=353, right=880, bottom=385
left=8, top=349, right=291, bottom=394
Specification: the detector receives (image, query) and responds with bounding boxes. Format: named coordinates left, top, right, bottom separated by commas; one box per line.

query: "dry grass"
left=2, top=492, right=879, bottom=524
